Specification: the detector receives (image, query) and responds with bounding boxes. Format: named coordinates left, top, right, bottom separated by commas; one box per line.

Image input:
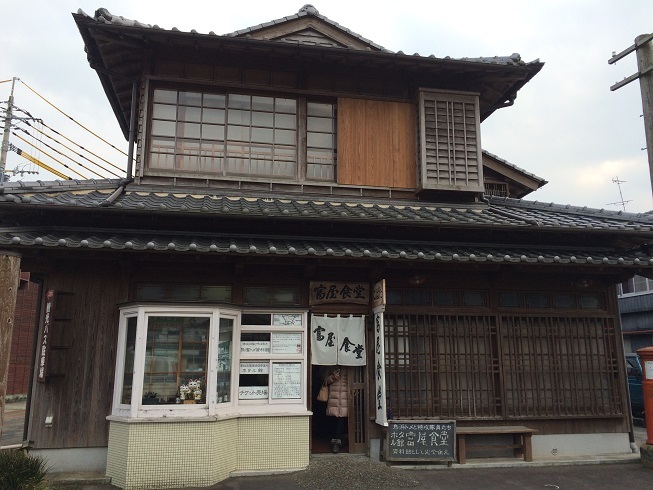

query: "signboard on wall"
left=387, top=420, right=456, bottom=462
left=373, top=307, right=387, bottom=426
left=372, top=280, right=386, bottom=309
left=309, top=282, right=369, bottom=305
left=37, top=289, right=55, bottom=383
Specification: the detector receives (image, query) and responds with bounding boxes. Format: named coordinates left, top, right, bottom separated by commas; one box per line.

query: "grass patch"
left=0, top=449, right=49, bottom=489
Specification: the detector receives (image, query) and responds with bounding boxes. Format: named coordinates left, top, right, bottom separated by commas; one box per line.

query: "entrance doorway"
left=310, top=364, right=367, bottom=454
left=311, top=364, right=348, bottom=453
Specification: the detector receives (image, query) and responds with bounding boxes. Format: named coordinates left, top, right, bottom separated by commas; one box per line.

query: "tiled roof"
left=1, top=180, right=653, bottom=233
left=482, top=150, right=547, bottom=186
left=78, top=7, right=538, bottom=67
left=1, top=228, right=650, bottom=268
left=225, top=4, right=390, bottom=52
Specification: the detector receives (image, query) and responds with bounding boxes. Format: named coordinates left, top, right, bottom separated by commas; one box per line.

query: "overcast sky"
left=2, top=1, right=652, bottom=212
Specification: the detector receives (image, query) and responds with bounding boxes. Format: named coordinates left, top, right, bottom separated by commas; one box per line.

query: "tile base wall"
left=107, top=416, right=309, bottom=490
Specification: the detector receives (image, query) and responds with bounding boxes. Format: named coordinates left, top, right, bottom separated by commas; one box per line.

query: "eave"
left=72, top=12, right=543, bottom=139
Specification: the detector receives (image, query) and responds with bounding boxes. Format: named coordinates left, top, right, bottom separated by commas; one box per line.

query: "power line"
left=12, top=131, right=87, bottom=179
left=19, top=79, right=128, bottom=157
left=13, top=126, right=104, bottom=178
left=18, top=120, right=121, bottom=178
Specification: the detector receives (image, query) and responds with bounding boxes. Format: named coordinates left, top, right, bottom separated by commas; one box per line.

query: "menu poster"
left=272, top=332, right=302, bottom=354
left=272, top=363, right=301, bottom=399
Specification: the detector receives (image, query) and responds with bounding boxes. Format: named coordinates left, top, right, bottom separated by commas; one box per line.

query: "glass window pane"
left=201, top=286, right=231, bottom=302
left=553, top=293, right=574, bottom=308
left=227, top=125, right=249, bottom=141
left=307, top=102, right=333, bottom=117
left=152, top=103, right=177, bottom=120
left=135, top=284, right=167, bottom=300
left=121, top=317, right=137, bottom=404
left=252, top=111, right=274, bottom=127
left=204, top=93, right=225, bottom=109
left=143, top=316, right=209, bottom=405
left=463, top=291, right=486, bottom=306
left=202, top=124, right=225, bottom=141
left=580, top=294, right=601, bottom=309
left=228, top=109, right=250, bottom=126
left=275, top=98, right=296, bottom=114
left=229, top=94, right=251, bottom=109
left=499, top=292, right=520, bottom=307
left=252, top=96, right=274, bottom=112
left=405, top=290, right=431, bottom=305
left=274, top=288, right=301, bottom=305
left=177, top=122, right=201, bottom=139
left=307, top=116, right=333, bottom=133
left=179, top=91, right=202, bottom=106
left=307, top=132, right=333, bottom=149
left=151, top=120, right=176, bottom=137
left=274, top=129, right=296, bottom=145
left=525, top=293, right=548, bottom=308
left=153, top=89, right=177, bottom=104
left=178, top=106, right=201, bottom=122
left=216, top=318, right=233, bottom=404
left=241, top=314, right=272, bottom=325
left=202, top=108, right=225, bottom=124
left=252, top=127, right=273, bottom=143
left=275, top=113, right=296, bottom=129
left=434, top=291, right=455, bottom=306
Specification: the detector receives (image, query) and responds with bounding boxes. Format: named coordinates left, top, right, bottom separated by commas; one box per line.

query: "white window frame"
left=112, top=304, right=308, bottom=419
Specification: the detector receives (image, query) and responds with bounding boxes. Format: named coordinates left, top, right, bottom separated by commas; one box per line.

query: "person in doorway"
left=324, top=365, right=348, bottom=453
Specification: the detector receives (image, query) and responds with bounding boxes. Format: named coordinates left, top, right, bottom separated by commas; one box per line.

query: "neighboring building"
left=1, top=5, right=653, bottom=489
left=7, top=273, right=39, bottom=396
left=618, top=275, right=653, bottom=353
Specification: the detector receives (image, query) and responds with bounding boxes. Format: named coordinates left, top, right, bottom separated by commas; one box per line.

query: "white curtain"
left=311, top=315, right=366, bottom=366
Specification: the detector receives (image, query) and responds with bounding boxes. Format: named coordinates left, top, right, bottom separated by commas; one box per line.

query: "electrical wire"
left=14, top=126, right=105, bottom=178
left=38, top=120, right=125, bottom=173
left=18, top=120, right=121, bottom=178
left=11, top=102, right=125, bottom=174
left=12, top=132, right=88, bottom=179
left=19, top=79, right=128, bottom=157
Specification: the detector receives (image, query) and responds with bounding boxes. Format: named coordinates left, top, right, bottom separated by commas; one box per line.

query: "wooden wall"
left=28, top=261, right=128, bottom=449
left=337, top=98, right=415, bottom=188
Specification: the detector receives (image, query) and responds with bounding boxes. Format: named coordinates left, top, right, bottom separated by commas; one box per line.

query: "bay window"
left=113, top=305, right=307, bottom=418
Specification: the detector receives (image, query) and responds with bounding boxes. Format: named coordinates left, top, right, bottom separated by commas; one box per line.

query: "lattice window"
left=384, top=314, right=500, bottom=419
left=416, top=89, right=484, bottom=194
left=501, top=315, right=622, bottom=417
left=484, top=182, right=509, bottom=197
left=383, top=311, right=622, bottom=420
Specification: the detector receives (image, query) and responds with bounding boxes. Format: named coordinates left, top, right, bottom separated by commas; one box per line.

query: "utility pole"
left=0, top=77, right=18, bottom=183
left=609, top=34, right=653, bottom=200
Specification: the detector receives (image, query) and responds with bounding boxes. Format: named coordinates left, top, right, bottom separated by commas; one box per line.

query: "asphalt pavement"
left=3, top=401, right=652, bottom=489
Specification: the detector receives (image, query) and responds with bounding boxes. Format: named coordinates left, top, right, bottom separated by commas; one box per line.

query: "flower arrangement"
left=179, top=378, right=204, bottom=404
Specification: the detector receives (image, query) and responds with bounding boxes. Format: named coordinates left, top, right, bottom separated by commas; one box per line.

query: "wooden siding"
left=337, top=98, right=415, bottom=188
left=28, top=263, right=128, bottom=449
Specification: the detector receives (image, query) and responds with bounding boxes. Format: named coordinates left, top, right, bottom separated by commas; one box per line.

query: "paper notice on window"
left=271, top=332, right=302, bottom=354
left=272, top=363, right=301, bottom=399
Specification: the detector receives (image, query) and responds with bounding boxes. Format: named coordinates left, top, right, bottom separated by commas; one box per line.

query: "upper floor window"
left=148, top=88, right=336, bottom=182
left=618, top=275, right=653, bottom=296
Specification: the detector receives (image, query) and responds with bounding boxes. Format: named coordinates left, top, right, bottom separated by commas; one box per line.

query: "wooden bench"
left=456, top=426, right=537, bottom=464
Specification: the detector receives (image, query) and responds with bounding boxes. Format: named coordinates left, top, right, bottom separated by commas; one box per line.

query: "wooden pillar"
left=0, top=251, right=21, bottom=442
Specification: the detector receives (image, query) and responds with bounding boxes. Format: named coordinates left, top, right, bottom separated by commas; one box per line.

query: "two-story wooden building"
left=2, top=5, right=653, bottom=489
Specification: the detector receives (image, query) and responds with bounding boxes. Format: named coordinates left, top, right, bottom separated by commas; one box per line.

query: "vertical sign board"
left=387, top=420, right=456, bottom=462
left=37, top=289, right=55, bottom=383
left=373, top=280, right=387, bottom=426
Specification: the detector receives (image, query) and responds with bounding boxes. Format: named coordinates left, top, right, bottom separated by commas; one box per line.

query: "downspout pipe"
left=90, top=66, right=138, bottom=207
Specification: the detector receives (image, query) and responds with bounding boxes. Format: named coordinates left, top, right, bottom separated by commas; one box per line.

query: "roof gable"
left=227, top=4, right=388, bottom=52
